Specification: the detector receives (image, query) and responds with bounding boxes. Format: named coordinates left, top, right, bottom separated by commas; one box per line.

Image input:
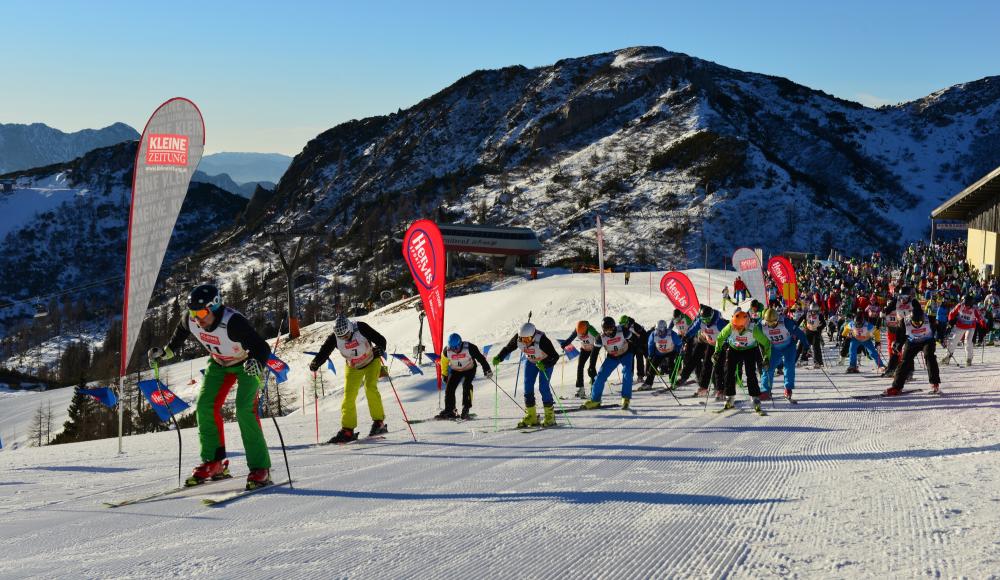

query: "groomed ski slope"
left=3, top=269, right=1000, bottom=578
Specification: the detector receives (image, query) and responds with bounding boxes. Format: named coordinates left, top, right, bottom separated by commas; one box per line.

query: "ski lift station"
left=932, top=164, right=1000, bottom=278
left=438, top=224, right=542, bottom=272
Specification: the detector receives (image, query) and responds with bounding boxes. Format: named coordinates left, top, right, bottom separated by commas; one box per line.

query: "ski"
left=104, top=477, right=230, bottom=508
left=753, top=406, right=768, bottom=416
left=407, top=414, right=478, bottom=425
left=201, top=480, right=291, bottom=507
left=555, top=403, right=618, bottom=415
left=850, top=389, right=923, bottom=401
left=320, top=435, right=386, bottom=446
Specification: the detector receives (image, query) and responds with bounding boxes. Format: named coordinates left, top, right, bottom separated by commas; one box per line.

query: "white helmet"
left=334, top=316, right=353, bottom=337
left=656, top=320, right=668, bottom=336
left=518, top=322, right=536, bottom=339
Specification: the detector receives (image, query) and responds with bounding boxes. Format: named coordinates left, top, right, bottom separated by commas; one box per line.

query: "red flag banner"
left=767, top=256, right=798, bottom=307
left=403, top=219, right=446, bottom=389
left=731, top=247, right=767, bottom=302
left=659, top=272, right=701, bottom=321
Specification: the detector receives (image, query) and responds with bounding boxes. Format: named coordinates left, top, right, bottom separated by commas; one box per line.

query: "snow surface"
left=3, top=269, right=1000, bottom=577
left=0, top=385, right=75, bottom=450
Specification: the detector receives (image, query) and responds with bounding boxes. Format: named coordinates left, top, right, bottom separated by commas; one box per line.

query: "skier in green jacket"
left=713, top=309, right=771, bottom=414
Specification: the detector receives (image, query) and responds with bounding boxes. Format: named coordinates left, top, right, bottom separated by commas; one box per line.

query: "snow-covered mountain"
left=197, top=152, right=292, bottom=185
left=192, top=46, right=1000, bottom=297
left=0, top=142, right=248, bottom=325
left=192, top=170, right=275, bottom=198
left=0, top=122, right=138, bottom=174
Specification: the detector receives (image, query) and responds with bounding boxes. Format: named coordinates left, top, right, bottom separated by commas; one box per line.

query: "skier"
left=714, top=310, right=771, bottom=413
left=492, top=322, right=559, bottom=428
left=721, top=286, right=733, bottom=313
left=843, top=311, right=885, bottom=374
left=624, top=270, right=631, bottom=285
left=559, top=320, right=601, bottom=398
left=799, top=302, right=826, bottom=368
left=759, top=307, right=809, bottom=402
left=884, top=310, right=940, bottom=396
left=581, top=316, right=636, bottom=410
left=945, top=294, right=986, bottom=366
left=148, top=284, right=273, bottom=490
left=619, top=315, right=647, bottom=381
left=748, top=299, right=764, bottom=326
left=437, top=333, right=492, bottom=420
left=309, top=315, right=389, bottom=443
left=682, top=305, right=729, bottom=399
left=733, top=276, right=749, bottom=303
left=882, top=286, right=916, bottom=377
left=644, top=320, right=683, bottom=389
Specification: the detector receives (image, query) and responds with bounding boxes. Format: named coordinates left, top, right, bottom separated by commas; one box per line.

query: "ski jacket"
left=441, top=342, right=490, bottom=374
left=167, top=307, right=270, bottom=368
left=647, top=329, right=682, bottom=357
left=802, top=310, right=826, bottom=332
left=903, top=320, right=935, bottom=344
left=669, top=315, right=692, bottom=337
left=600, top=325, right=634, bottom=358
left=948, top=304, right=985, bottom=330
left=759, top=318, right=808, bottom=350
left=496, top=331, right=559, bottom=365
left=715, top=324, right=772, bottom=359
left=561, top=324, right=602, bottom=352
left=313, top=321, right=387, bottom=370
left=686, top=312, right=729, bottom=346
left=884, top=299, right=916, bottom=329
left=842, top=321, right=880, bottom=343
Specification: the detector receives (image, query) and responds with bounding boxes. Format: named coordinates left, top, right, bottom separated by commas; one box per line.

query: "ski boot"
left=883, top=386, right=903, bottom=397
left=930, top=384, right=941, bottom=394
left=621, top=397, right=631, bottom=410
left=776, top=367, right=784, bottom=376
left=813, top=363, right=824, bottom=370
left=758, top=391, right=772, bottom=401
left=542, top=405, right=557, bottom=427
left=435, top=409, right=457, bottom=421
left=783, top=388, right=793, bottom=402
left=460, top=408, right=472, bottom=420
left=880, top=368, right=895, bottom=378
left=714, top=389, right=725, bottom=401
left=517, top=406, right=539, bottom=428
left=721, top=396, right=735, bottom=411
left=246, top=468, right=272, bottom=490
left=967, top=358, right=973, bottom=367
left=580, top=400, right=603, bottom=410
left=635, top=382, right=653, bottom=392
left=752, top=398, right=762, bottom=413
left=328, top=428, right=358, bottom=444
left=694, top=387, right=708, bottom=398
left=369, top=420, right=388, bottom=436
left=876, top=366, right=887, bottom=375
left=186, top=459, right=230, bottom=486
left=576, top=386, right=588, bottom=399
left=845, top=366, right=860, bottom=374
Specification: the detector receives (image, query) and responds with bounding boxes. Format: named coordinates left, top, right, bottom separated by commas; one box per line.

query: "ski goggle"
left=189, top=308, right=212, bottom=320
left=519, top=336, right=533, bottom=345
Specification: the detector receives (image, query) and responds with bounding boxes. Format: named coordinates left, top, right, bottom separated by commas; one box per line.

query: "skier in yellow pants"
left=310, top=315, right=388, bottom=443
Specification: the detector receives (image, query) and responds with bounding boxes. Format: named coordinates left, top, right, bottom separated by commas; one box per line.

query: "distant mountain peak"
left=0, top=122, right=139, bottom=174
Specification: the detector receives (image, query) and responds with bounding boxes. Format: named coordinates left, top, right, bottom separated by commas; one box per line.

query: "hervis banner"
left=767, top=256, right=798, bottom=307
left=403, top=220, right=446, bottom=389
left=659, top=272, right=701, bottom=321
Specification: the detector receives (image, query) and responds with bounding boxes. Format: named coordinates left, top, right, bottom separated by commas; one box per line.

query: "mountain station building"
left=931, top=165, right=1000, bottom=278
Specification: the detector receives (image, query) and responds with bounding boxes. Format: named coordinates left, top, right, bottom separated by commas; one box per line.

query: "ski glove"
left=244, top=358, right=264, bottom=377
left=491, top=356, right=501, bottom=367
left=308, top=360, right=321, bottom=373
left=484, top=368, right=493, bottom=379
left=147, top=346, right=173, bottom=365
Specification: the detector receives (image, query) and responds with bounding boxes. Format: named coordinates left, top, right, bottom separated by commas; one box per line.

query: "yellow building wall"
left=966, top=228, right=1000, bottom=278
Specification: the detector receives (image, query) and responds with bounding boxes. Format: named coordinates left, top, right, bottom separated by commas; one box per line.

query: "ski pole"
left=262, top=326, right=293, bottom=488
left=651, top=362, right=683, bottom=407
left=312, top=371, right=320, bottom=445
left=513, top=355, right=524, bottom=398
left=384, top=374, right=418, bottom=442
left=494, top=366, right=499, bottom=433
left=485, top=371, right=526, bottom=412
left=152, top=361, right=183, bottom=488
left=537, top=365, right=573, bottom=427
left=669, top=354, right=683, bottom=388
left=818, top=367, right=846, bottom=397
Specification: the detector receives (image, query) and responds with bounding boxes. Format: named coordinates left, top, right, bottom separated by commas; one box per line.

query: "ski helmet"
left=672, top=308, right=682, bottom=319
left=518, top=322, right=536, bottom=343
left=333, top=315, right=352, bottom=337
left=601, top=316, right=616, bottom=335
left=750, top=300, right=763, bottom=312
left=763, top=308, right=778, bottom=325
left=448, top=333, right=462, bottom=350
left=576, top=321, right=589, bottom=335
left=854, top=311, right=865, bottom=324
left=656, top=320, right=668, bottom=336
left=768, top=297, right=782, bottom=308
left=964, top=294, right=975, bottom=306
left=619, top=315, right=631, bottom=326
left=910, top=311, right=925, bottom=326
left=699, top=305, right=714, bottom=322
left=188, top=284, right=222, bottom=318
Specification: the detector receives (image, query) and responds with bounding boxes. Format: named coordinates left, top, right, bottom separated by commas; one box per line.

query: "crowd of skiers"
left=145, top=240, right=999, bottom=491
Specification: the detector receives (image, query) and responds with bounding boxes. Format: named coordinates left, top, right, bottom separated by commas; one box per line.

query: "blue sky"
left=1, top=0, right=997, bottom=155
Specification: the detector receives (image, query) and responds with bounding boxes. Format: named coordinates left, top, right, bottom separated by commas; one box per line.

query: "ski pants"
left=947, top=327, right=976, bottom=361
left=444, top=367, right=475, bottom=413
left=734, top=289, right=747, bottom=302
left=644, top=351, right=678, bottom=386
left=884, top=328, right=903, bottom=372
left=761, top=344, right=797, bottom=393
left=522, top=361, right=556, bottom=408
left=848, top=339, right=883, bottom=369
left=197, top=360, right=270, bottom=469
left=891, top=340, right=940, bottom=390
left=801, top=329, right=824, bottom=365
left=575, top=348, right=599, bottom=389
left=592, top=353, right=634, bottom=401
left=723, top=347, right=762, bottom=397
left=341, top=358, right=386, bottom=430
left=678, top=341, right=705, bottom=384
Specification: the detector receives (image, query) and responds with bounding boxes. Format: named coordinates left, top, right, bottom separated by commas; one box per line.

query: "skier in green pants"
left=148, top=284, right=274, bottom=489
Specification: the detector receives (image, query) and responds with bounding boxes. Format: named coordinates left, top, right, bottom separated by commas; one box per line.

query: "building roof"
left=438, top=223, right=542, bottom=256
left=931, top=165, right=1000, bottom=220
